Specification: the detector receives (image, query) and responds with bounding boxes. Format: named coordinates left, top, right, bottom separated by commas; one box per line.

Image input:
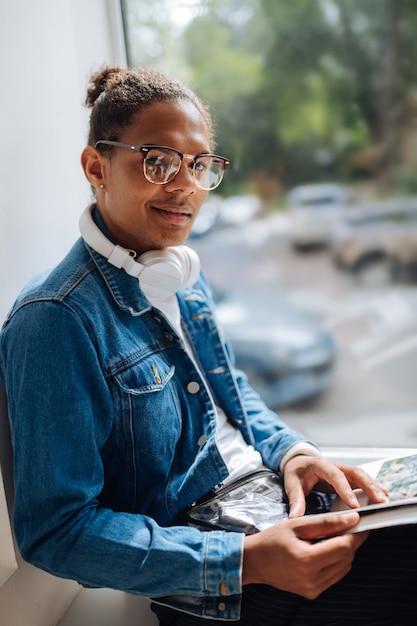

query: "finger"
left=286, top=458, right=362, bottom=510
left=307, top=532, right=366, bottom=589
left=337, top=465, right=388, bottom=503
left=296, top=533, right=362, bottom=598
left=352, top=529, right=369, bottom=548
left=312, top=555, right=355, bottom=596
left=284, top=474, right=308, bottom=518
left=294, top=511, right=360, bottom=542
left=315, top=465, right=362, bottom=509
left=316, top=530, right=368, bottom=587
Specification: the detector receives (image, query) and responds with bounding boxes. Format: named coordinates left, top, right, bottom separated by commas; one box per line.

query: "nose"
left=164, top=158, right=196, bottom=194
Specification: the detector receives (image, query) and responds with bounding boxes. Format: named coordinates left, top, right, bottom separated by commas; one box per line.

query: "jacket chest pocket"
left=111, top=356, right=180, bottom=457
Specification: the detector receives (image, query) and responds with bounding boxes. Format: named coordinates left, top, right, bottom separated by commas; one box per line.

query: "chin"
left=165, top=231, right=191, bottom=247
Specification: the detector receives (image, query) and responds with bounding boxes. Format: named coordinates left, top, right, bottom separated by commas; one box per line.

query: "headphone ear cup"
left=170, top=245, right=201, bottom=288
left=138, top=250, right=183, bottom=298
left=138, top=246, right=200, bottom=300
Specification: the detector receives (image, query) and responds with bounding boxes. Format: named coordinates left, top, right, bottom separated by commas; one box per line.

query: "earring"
left=99, top=184, right=105, bottom=189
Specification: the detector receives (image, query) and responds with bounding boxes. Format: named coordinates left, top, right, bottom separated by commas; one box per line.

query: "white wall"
left=0, top=1, right=126, bottom=624
left=0, top=0, right=126, bottom=322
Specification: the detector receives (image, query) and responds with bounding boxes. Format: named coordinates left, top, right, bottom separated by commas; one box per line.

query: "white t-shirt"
left=144, top=288, right=265, bottom=483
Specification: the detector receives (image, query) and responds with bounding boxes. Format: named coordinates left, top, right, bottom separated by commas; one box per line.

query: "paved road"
left=189, top=214, right=417, bottom=449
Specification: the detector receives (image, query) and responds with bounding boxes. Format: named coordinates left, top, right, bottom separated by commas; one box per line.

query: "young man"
left=1, top=66, right=415, bottom=625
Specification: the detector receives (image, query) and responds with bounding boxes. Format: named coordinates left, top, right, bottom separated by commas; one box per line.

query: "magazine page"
left=330, top=452, right=417, bottom=532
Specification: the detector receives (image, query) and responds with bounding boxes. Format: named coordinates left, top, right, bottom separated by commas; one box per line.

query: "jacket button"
left=218, top=602, right=226, bottom=611
left=197, top=434, right=207, bottom=446
left=187, top=381, right=200, bottom=394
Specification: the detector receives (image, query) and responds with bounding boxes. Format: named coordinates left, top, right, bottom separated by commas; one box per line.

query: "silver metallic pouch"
left=180, top=469, right=289, bottom=535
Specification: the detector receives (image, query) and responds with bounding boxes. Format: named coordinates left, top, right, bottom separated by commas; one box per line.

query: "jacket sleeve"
left=0, top=300, right=243, bottom=620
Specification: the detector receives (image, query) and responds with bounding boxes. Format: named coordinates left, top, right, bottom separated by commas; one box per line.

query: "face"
left=81, top=99, right=211, bottom=255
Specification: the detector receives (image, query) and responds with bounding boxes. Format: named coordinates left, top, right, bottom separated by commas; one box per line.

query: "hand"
left=243, top=511, right=366, bottom=599
left=283, top=455, right=388, bottom=518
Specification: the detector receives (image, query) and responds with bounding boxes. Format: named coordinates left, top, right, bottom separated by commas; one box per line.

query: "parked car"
left=287, top=182, right=350, bottom=249
left=388, top=229, right=417, bottom=283
left=331, top=199, right=417, bottom=286
left=215, top=289, right=336, bottom=409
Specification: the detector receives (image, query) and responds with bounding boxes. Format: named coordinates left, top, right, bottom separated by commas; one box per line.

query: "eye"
left=194, top=160, right=208, bottom=173
left=147, top=155, right=168, bottom=168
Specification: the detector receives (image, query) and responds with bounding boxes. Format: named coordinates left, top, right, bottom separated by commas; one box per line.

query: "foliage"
left=122, top=0, right=417, bottom=198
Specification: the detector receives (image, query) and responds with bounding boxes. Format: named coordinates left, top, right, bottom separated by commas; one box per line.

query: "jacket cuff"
left=279, top=442, right=321, bottom=472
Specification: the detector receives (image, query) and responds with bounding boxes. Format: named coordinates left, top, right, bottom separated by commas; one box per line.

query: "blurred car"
left=215, top=289, right=336, bottom=409
left=388, top=228, right=417, bottom=283
left=331, top=199, right=417, bottom=286
left=287, top=182, right=350, bottom=249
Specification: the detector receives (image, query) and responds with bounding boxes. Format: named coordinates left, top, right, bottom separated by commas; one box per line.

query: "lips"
left=157, top=206, right=191, bottom=215
left=152, top=204, right=192, bottom=225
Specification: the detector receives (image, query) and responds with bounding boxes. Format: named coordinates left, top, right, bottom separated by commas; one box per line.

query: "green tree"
left=123, top=0, right=417, bottom=197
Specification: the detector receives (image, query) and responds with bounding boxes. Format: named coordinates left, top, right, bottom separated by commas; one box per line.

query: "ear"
left=81, top=146, right=107, bottom=190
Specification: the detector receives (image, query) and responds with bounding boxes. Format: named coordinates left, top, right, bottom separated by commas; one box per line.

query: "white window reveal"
left=0, top=469, right=17, bottom=586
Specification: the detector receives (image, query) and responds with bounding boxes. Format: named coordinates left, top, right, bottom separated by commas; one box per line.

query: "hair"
left=85, top=65, right=214, bottom=150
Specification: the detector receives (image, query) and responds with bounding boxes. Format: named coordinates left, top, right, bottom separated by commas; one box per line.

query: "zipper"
left=188, top=468, right=280, bottom=509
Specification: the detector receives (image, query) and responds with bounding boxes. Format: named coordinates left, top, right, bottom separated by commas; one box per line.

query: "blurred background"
left=2, top=0, right=417, bottom=449
left=121, top=0, right=417, bottom=447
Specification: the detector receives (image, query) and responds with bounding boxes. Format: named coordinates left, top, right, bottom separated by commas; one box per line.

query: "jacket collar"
left=82, top=205, right=152, bottom=316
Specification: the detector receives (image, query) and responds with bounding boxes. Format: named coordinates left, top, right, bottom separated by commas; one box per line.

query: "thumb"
left=295, top=511, right=361, bottom=541
left=286, top=481, right=307, bottom=518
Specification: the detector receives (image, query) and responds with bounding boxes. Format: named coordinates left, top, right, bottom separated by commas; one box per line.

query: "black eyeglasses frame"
left=95, top=140, right=230, bottom=190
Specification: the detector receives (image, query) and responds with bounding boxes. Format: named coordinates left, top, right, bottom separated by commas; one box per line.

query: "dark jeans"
left=152, top=525, right=416, bottom=625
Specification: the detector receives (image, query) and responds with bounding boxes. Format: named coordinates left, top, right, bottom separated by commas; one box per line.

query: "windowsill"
left=0, top=467, right=17, bottom=587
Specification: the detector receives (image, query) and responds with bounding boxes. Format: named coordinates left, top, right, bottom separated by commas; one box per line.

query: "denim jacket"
left=0, top=218, right=312, bottom=620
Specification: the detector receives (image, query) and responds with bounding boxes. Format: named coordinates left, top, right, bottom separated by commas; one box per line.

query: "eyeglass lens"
left=143, top=147, right=224, bottom=190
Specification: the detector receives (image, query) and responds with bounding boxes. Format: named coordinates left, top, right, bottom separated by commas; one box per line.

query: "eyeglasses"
left=95, top=140, right=230, bottom=191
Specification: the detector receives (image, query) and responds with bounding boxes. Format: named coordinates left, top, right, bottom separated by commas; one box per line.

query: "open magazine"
left=181, top=455, right=417, bottom=536
left=330, top=452, right=417, bottom=533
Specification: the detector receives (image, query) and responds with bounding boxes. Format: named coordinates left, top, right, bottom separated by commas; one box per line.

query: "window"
left=122, top=0, right=417, bottom=451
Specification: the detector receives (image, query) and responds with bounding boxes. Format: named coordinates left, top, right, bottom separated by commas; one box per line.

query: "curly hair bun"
left=85, top=65, right=128, bottom=108
left=84, top=64, right=214, bottom=148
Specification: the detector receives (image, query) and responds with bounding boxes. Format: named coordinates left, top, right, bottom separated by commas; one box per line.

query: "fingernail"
left=342, top=511, right=359, bottom=522
left=349, top=493, right=360, bottom=507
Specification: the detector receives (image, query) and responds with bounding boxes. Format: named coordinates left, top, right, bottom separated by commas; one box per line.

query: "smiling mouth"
left=157, top=206, right=191, bottom=215
left=153, top=205, right=193, bottom=224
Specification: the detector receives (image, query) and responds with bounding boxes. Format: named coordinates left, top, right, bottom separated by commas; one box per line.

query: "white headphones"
left=79, top=206, right=200, bottom=300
